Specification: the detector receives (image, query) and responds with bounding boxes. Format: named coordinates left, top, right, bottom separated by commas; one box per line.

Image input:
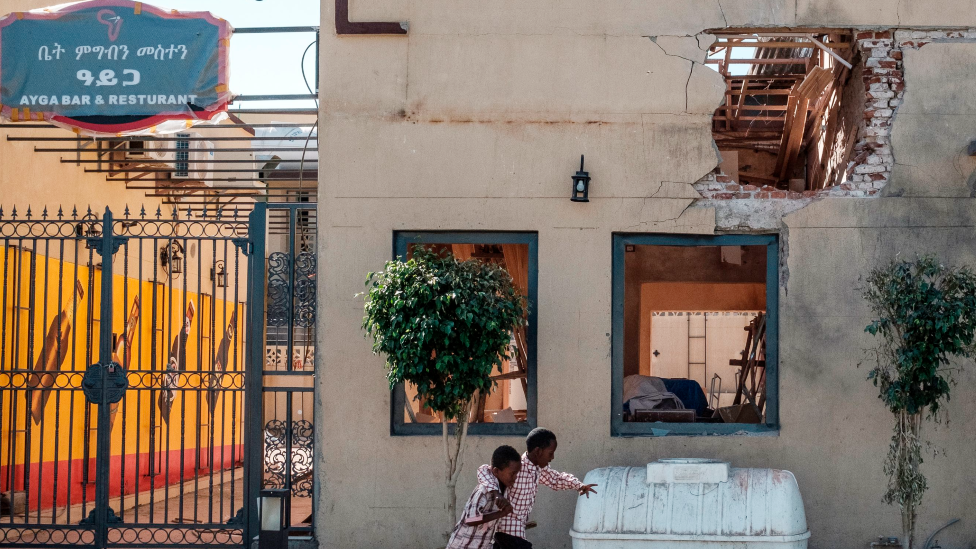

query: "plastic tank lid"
left=647, top=458, right=730, bottom=484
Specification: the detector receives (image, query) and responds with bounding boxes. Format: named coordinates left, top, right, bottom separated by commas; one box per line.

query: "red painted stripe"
left=0, top=443, right=243, bottom=511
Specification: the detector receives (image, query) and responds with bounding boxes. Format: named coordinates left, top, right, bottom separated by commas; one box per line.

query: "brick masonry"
left=692, top=29, right=971, bottom=201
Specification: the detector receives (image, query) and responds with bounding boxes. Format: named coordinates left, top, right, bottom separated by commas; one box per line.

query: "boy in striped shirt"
left=476, top=428, right=598, bottom=549
left=447, top=445, right=522, bottom=549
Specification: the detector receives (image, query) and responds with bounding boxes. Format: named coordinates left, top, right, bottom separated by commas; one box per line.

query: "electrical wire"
left=297, top=38, right=318, bottom=196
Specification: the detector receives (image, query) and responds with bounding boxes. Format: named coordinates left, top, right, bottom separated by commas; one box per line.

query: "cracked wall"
left=319, top=2, right=976, bottom=548
left=694, top=29, right=976, bottom=230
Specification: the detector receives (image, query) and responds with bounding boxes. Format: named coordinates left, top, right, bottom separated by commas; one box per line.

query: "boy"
left=477, top=428, right=598, bottom=549
left=447, top=445, right=522, bottom=549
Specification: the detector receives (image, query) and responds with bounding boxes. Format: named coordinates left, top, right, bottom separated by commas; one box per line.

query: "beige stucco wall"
left=318, top=2, right=976, bottom=548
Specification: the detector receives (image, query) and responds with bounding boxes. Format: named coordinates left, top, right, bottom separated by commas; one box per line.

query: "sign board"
left=0, top=0, right=233, bottom=136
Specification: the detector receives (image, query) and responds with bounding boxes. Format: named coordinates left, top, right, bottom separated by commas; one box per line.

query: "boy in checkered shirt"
left=477, top=428, right=598, bottom=549
left=446, top=445, right=522, bottom=549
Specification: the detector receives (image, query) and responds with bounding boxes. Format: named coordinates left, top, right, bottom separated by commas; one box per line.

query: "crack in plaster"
left=646, top=36, right=702, bottom=112
left=780, top=224, right=791, bottom=294
left=716, top=0, right=729, bottom=27
left=623, top=196, right=695, bottom=232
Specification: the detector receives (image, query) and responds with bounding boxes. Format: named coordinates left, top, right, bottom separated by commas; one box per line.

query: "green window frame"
left=390, top=231, right=539, bottom=436
left=611, top=233, right=780, bottom=437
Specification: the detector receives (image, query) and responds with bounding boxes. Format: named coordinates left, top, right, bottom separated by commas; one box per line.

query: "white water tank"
left=570, top=459, right=810, bottom=549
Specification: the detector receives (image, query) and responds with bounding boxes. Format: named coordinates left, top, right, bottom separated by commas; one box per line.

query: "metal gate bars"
left=0, top=205, right=265, bottom=548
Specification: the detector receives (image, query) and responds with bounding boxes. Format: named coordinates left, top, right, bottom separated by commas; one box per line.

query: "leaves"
left=360, top=247, right=527, bottom=420
left=862, top=256, right=976, bottom=417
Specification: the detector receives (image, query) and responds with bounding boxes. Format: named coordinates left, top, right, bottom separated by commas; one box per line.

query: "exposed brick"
left=802, top=191, right=818, bottom=198
left=741, top=184, right=759, bottom=192
left=855, top=164, right=886, bottom=174
left=868, top=90, right=896, bottom=99
left=716, top=175, right=732, bottom=183
left=891, top=50, right=903, bottom=60
left=878, top=60, right=898, bottom=69
left=876, top=30, right=892, bottom=39
left=894, top=30, right=914, bottom=41
left=869, top=173, right=888, bottom=181
left=712, top=193, right=734, bottom=199
left=771, top=191, right=787, bottom=199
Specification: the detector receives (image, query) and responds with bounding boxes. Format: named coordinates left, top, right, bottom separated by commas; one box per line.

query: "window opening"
left=174, top=132, right=191, bottom=178
left=706, top=30, right=858, bottom=192
left=613, top=235, right=778, bottom=436
left=392, top=233, right=538, bottom=436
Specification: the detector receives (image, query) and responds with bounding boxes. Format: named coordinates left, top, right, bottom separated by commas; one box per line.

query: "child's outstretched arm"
left=539, top=467, right=598, bottom=497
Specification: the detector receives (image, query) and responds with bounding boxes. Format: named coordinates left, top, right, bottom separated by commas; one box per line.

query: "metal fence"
left=0, top=202, right=316, bottom=547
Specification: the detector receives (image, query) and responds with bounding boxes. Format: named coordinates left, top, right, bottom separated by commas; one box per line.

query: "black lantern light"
left=210, top=260, right=227, bottom=288
left=571, top=155, right=590, bottom=202
left=159, top=240, right=184, bottom=276
left=258, top=488, right=290, bottom=549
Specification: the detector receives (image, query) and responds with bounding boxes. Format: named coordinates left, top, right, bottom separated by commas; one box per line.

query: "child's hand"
left=495, top=496, right=510, bottom=509
left=578, top=484, right=599, bottom=498
left=499, top=501, right=514, bottom=517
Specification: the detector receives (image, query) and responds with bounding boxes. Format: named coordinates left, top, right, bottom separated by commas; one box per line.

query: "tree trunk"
left=899, top=410, right=922, bottom=549
left=442, top=400, right=473, bottom=540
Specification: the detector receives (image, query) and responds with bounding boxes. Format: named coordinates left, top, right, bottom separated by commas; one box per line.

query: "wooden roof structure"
left=707, top=30, right=855, bottom=189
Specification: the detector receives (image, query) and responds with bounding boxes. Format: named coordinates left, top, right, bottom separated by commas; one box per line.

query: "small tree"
left=862, top=256, right=976, bottom=549
left=361, top=248, right=526, bottom=534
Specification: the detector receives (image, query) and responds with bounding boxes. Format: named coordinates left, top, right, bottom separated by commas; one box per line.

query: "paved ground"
left=2, top=468, right=313, bottom=544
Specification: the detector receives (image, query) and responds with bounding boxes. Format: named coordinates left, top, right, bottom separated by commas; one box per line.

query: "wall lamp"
left=258, top=488, right=290, bottom=549
left=210, top=260, right=227, bottom=288
left=75, top=221, right=102, bottom=238
left=159, top=240, right=184, bottom=277
left=571, top=155, right=591, bottom=202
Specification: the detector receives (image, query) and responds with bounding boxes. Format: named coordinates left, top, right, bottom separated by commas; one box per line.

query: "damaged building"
left=314, top=1, right=976, bottom=548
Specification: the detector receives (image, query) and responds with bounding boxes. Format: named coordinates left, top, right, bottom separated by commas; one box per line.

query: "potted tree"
left=361, top=247, right=527, bottom=535
left=861, top=256, right=976, bottom=549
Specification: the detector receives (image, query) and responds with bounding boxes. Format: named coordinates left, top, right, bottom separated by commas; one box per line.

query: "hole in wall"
left=704, top=29, right=863, bottom=194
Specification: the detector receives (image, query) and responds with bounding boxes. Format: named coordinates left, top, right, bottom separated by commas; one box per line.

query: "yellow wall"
left=0, top=245, right=246, bottom=467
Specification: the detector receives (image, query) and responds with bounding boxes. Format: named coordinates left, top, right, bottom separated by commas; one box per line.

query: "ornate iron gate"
left=258, top=203, right=316, bottom=535
left=0, top=204, right=273, bottom=548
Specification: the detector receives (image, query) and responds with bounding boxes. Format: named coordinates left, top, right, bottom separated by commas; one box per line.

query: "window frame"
left=390, top=231, right=539, bottom=437
left=611, top=233, right=780, bottom=437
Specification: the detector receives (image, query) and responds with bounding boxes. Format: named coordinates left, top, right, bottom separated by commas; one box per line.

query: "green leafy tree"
left=361, top=247, right=527, bottom=534
left=862, top=256, right=976, bottom=549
